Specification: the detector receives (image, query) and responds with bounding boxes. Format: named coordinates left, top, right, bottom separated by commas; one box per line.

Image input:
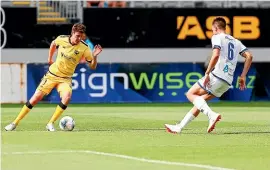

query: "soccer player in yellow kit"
left=5, top=23, right=102, bottom=131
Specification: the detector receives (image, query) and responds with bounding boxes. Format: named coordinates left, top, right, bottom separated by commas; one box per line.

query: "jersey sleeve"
left=54, top=36, right=62, bottom=46
left=239, top=41, right=248, bottom=56
left=211, top=35, right=221, bottom=50
left=84, top=47, right=93, bottom=63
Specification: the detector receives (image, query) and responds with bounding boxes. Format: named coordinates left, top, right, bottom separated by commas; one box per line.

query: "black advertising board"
left=2, top=8, right=270, bottom=48
left=83, top=8, right=270, bottom=48
left=1, top=7, right=36, bottom=48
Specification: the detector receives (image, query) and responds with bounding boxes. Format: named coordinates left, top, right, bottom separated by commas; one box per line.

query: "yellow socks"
left=12, top=101, right=67, bottom=125
left=48, top=102, right=67, bottom=123
left=13, top=101, right=33, bottom=125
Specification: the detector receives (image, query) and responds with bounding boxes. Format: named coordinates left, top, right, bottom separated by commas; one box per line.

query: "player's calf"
left=29, top=91, right=45, bottom=105
left=47, top=84, right=71, bottom=131
left=61, top=92, right=72, bottom=105
left=48, top=102, right=68, bottom=125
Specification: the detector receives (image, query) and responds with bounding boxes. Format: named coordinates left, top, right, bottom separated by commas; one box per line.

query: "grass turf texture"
left=1, top=102, right=270, bottom=170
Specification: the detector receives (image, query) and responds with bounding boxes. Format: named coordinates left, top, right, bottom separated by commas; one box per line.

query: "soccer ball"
left=59, top=116, right=75, bottom=131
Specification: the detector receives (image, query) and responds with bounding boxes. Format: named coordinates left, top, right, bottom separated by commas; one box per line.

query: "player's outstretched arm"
left=85, top=44, right=103, bottom=70
left=240, top=51, right=253, bottom=78
left=88, top=55, right=97, bottom=70
left=239, top=51, right=253, bottom=90
left=48, top=40, right=57, bottom=64
left=89, top=45, right=102, bottom=70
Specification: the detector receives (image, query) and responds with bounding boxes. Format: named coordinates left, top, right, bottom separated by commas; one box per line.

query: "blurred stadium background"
left=1, top=1, right=270, bottom=170
left=1, top=0, right=270, bottom=103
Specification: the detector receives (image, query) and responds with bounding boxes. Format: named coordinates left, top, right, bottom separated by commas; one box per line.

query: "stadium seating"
left=38, top=1, right=66, bottom=23
left=6, top=1, right=68, bottom=23
left=4, top=0, right=270, bottom=24
left=129, top=1, right=270, bottom=8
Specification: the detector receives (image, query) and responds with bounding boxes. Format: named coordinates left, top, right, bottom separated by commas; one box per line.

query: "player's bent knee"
left=30, top=91, right=45, bottom=105
left=61, top=92, right=72, bottom=104
left=186, top=89, right=198, bottom=103
left=186, top=90, right=193, bottom=99
left=63, top=95, right=71, bottom=101
left=186, top=93, right=193, bottom=102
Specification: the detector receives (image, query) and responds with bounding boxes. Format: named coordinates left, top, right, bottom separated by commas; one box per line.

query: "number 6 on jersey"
left=228, top=42, right=234, bottom=60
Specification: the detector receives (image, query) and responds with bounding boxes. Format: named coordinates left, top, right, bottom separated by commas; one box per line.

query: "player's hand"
left=48, top=59, right=54, bottom=65
left=93, top=44, right=102, bottom=57
left=203, top=74, right=210, bottom=87
left=239, top=76, right=246, bottom=91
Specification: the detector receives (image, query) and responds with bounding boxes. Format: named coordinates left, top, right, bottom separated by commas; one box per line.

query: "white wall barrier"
left=2, top=48, right=270, bottom=63
left=0, top=64, right=27, bottom=103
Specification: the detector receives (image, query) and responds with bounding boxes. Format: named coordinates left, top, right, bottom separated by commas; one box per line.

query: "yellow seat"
left=12, top=1, right=31, bottom=5
left=39, top=6, right=54, bottom=11
left=37, top=17, right=67, bottom=23
left=36, top=1, right=46, bottom=5
left=39, top=12, right=61, bottom=17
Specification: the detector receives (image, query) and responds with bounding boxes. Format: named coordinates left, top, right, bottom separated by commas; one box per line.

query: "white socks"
left=177, top=111, right=195, bottom=129
left=193, top=96, right=215, bottom=118
left=175, top=97, right=216, bottom=131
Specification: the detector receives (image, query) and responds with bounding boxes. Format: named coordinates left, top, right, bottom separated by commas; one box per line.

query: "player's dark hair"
left=71, top=23, right=86, bottom=34
left=212, top=17, right=226, bottom=30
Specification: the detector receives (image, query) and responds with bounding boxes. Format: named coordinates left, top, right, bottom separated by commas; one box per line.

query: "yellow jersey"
left=49, top=35, right=93, bottom=78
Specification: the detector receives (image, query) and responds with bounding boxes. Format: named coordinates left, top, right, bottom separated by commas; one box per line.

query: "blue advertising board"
left=27, top=63, right=256, bottom=103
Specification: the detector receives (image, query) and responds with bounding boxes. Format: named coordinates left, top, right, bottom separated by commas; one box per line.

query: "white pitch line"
left=3, top=150, right=235, bottom=170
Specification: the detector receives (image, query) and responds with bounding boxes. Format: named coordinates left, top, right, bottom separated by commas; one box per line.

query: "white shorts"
left=197, top=73, right=230, bottom=97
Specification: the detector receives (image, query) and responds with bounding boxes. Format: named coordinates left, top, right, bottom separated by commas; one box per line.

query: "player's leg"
left=14, top=91, right=45, bottom=124
left=165, top=90, right=215, bottom=134
left=5, top=76, right=55, bottom=131
left=176, top=93, right=216, bottom=131
left=186, top=79, right=222, bottom=133
left=46, top=82, right=72, bottom=131
left=4, top=91, right=45, bottom=131
left=188, top=74, right=230, bottom=132
left=165, top=72, right=230, bottom=134
left=186, top=82, right=217, bottom=118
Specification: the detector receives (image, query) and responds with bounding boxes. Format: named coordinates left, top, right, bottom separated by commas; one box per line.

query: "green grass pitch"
left=1, top=102, right=270, bottom=170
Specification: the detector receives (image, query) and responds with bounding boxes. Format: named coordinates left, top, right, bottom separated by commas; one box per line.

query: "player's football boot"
left=164, top=124, right=181, bottom=134
left=46, top=123, right=56, bottom=132
left=207, top=113, right=221, bottom=133
left=5, top=123, right=16, bottom=131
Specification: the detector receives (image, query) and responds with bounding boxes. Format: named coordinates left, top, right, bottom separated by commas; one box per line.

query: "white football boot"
left=164, top=124, right=182, bottom=134
left=5, top=123, right=16, bottom=131
left=46, top=123, right=56, bottom=132
left=207, top=113, right=221, bottom=133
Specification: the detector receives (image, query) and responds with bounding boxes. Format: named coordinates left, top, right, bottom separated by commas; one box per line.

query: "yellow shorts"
left=36, top=72, right=72, bottom=97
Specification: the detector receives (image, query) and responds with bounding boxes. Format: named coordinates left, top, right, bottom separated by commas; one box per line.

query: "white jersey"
left=211, top=33, right=248, bottom=85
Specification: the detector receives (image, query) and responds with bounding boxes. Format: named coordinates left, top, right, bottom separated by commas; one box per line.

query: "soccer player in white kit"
left=165, top=17, right=253, bottom=134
